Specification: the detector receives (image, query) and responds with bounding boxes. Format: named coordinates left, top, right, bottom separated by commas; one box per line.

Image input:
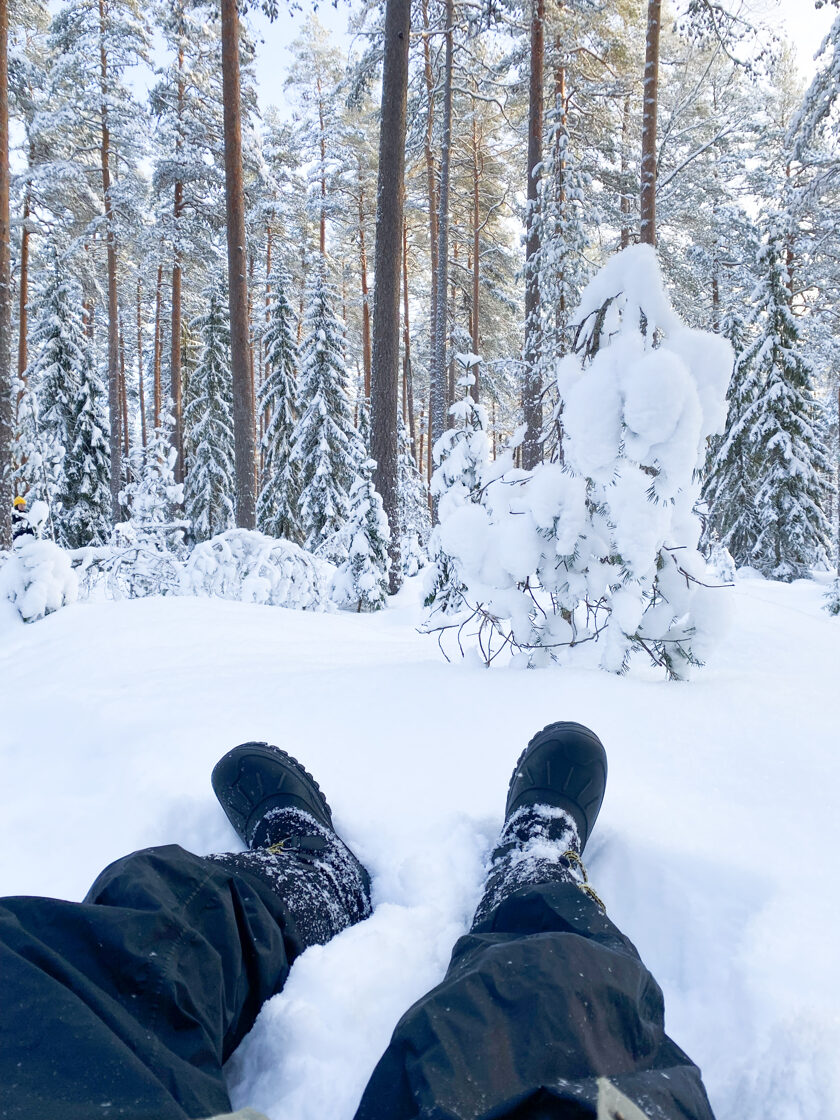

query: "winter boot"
left=209, top=742, right=371, bottom=946
left=472, top=721, right=608, bottom=928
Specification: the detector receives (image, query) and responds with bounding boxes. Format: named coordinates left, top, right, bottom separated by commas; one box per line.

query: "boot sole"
left=212, top=742, right=334, bottom=845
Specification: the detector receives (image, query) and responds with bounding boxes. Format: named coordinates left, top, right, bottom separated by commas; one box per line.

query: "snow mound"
left=182, top=529, right=333, bottom=611
left=0, top=539, right=79, bottom=622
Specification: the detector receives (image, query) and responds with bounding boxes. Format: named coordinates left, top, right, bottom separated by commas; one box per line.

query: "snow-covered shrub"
left=824, top=578, right=840, bottom=617
left=424, top=378, right=490, bottom=616
left=424, top=246, right=734, bottom=679
left=0, top=539, right=78, bottom=622
left=332, top=459, right=391, bottom=611
left=182, top=529, right=332, bottom=611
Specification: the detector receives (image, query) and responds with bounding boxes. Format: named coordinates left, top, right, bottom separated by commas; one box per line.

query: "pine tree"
left=183, top=283, right=236, bottom=541
left=744, top=224, right=833, bottom=580
left=257, top=268, right=301, bottom=542
left=63, top=351, right=112, bottom=549
left=293, top=271, right=362, bottom=555
left=334, top=456, right=391, bottom=611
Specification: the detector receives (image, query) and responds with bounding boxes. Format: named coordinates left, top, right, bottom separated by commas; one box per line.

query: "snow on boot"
left=209, top=742, right=371, bottom=945
left=472, top=721, right=607, bottom=928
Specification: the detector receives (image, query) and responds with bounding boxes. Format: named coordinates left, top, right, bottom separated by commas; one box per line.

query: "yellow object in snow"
left=13, top=496, right=26, bottom=509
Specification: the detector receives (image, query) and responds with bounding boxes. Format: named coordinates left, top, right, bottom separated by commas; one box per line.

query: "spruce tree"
left=335, top=457, right=391, bottom=611
left=63, top=352, right=112, bottom=549
left=26, top=265, right=91, bottom=544
left=293, top=271, right=362, bottom=555
left=703, top=334, right=763, bottom=567
left=398, top=413, right=430, bottom=576
left=742, top=223, right=832, bottom=580
left=257, top=269, right=302, bottom=541
left=183, top=283, right=236, bottom=541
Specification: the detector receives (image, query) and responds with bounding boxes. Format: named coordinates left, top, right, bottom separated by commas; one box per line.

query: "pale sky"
left=248, top=0, right=839, bottom=118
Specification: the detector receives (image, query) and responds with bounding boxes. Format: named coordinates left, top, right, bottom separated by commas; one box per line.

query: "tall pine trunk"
left=370, top=0, right=411, bottom=590
left=429, top=0, right=454, bottom=486
left=421, top=0, right=439, bottom=484
left=402, top=217, right=417, bottom=461
left=359, top=179, right=372, bottom=399
left=221, top=0, right=256, bottom=528
left=0, top=0, right=11, bottom=546
left=521, top=0, right=544, bottom=471
left=152, top=262, right=162, bottom=430
left=99, top=0, right=122, bottom=520
left=619, top=92, right=632, bottom=250
left=640, top=0, right=661, bottom=246
left=470, top=113, right=480, bottom=403
left=170, top=17, right=185, bottom=482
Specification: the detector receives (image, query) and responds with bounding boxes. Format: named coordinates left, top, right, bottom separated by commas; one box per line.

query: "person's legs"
left=0, top=744, right=370, bottom=1120
left=354, top=723, right=716, bottom=1120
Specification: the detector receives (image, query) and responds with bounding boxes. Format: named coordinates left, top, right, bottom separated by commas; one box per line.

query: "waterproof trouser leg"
left=354, top=881, right=717, bottom=1120
left=0, top=843, right=361, bottom=1120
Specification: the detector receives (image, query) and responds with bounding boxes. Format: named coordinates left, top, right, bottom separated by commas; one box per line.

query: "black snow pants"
left=0, top=846, right=716, bottom=1120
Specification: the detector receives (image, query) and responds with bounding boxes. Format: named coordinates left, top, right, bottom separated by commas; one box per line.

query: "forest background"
left=1, top=0, right=840, bottom=656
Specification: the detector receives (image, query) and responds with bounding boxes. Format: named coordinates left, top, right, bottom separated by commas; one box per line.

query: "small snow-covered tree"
left=62, top=349, right=111, bottom=549
left=743, top=224, right=833, bottom=580
left=398, top=414, right=430, bottom=576
left=424, top=247, right=735, bottom=679
left=184, top=283, right=235, bottom=541
left=334, top=457, right=391, bottom=611
left=257, top=268, right=302, bottom=542
left=424, top=376, right=490, bottom=616
left=120, top=411, right=184, bottom=544
left=293, top=271, right=362, bottom=556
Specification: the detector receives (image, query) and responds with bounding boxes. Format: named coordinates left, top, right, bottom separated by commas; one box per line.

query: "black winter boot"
left=209, top=742, right=371, bottom=945
left=472, top=721, right=607, bottom=928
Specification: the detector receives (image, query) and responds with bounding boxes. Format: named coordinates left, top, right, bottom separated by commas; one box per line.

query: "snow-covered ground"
left=1, top=575, right=838, bottom=1120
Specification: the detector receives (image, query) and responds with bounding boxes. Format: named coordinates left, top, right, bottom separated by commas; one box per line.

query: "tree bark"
left=153, top=263, right=162, bottom=430
left=119, top=314, right=129, bottom=458
left=359, top=180, right=372, bottom=399
left=0, top=0, right=12, bottom=546
left=421, top=0, right=439, bottom=486
left=620, top=92, right=632, bottom=250
left=522, top=0, right=544, bottom=471
left=402, top=218, right=417, bottom=463
left=137, top=278, right=146, bottom=450
left=16, top=167, right=31, bottom=383
left=99, top=0, right=122, bottom=520
left=470, top=114, right=481, bottom=403
left=370, top=0, right=411, bottom=590
left=640, top=0, right=661, bottom=246
left=221, top=0, right=256, bottom=527
left=430, top=0, right=454, bottom=479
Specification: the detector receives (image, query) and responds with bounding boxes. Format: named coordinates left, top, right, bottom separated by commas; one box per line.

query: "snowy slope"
left=1, top=576, right=838, bottom=1120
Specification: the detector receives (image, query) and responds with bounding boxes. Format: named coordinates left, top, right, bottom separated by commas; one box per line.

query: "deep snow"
left=1, top=575, right=838, bottom=1119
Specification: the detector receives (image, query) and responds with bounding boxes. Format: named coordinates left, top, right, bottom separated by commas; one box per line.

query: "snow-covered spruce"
left=24, top=262, right=92, bottom=545
left=735, top=222, right=832, bottom=581
left=184, top=282, right=236, bottom=542
left=397, top=414, right=431, bottom=578
left=182, top=529, right=332, bottom=611
left=62, top=345, right=112, bottom=549
left=332, top=458, right=390, bottom=612
left=292, top=271, right=364, bottom=559
left=423, top=377, right=490, bottom=619
left=824, top=577, right=840, bottom=617
left=0, top=539, right=79, bottom=623
left=257, top=268, right=303, bottom=543
left=425, top=246, right=734, bottom=679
